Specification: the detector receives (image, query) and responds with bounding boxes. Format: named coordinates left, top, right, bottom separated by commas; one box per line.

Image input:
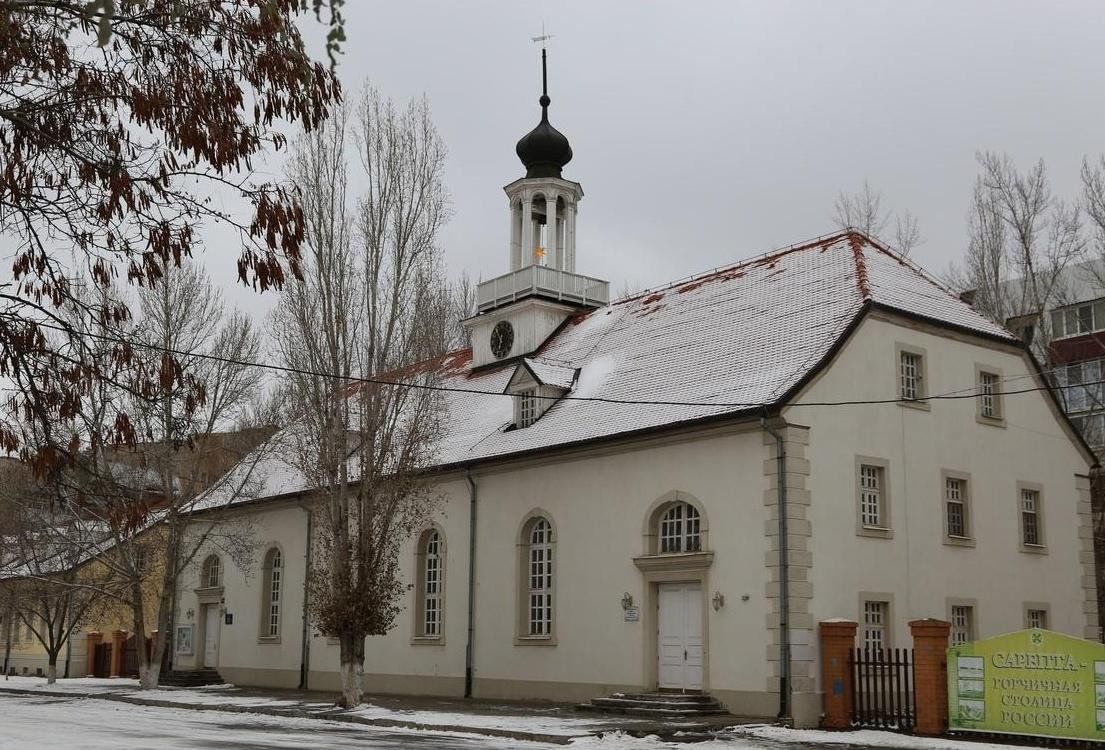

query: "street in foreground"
left=0, top=690, right=1061, bottom=750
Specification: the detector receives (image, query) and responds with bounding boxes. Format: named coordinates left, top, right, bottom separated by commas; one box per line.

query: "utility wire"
left=17, top=317, right=1083, bottom=411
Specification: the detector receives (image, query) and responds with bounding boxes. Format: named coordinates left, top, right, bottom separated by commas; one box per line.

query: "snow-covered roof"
left=203, top=231, right=1019, bottom=507
left=517, top=359, right=578, bottom=391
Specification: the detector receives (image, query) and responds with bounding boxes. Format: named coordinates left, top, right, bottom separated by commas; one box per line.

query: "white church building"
left=172, top=55, right=1098, bottom=727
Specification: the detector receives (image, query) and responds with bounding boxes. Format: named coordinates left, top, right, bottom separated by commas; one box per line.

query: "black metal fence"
left=849, top=647, right=916, bottom=732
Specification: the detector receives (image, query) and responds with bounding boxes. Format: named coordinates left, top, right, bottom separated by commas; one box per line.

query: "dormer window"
left=505, top=358, right=579, bottom=429
left=518, top=389, right=538, bottom=427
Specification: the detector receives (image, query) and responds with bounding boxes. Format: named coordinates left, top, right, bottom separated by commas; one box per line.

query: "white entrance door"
left=203, top=605, right=220, bottom=668
left=658, top=582, right=704, bottom=690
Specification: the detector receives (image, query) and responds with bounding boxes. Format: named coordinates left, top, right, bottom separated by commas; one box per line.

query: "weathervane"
left=530, top=25, right=553, bottom=114
left=531, top=22, right=553, bottom=49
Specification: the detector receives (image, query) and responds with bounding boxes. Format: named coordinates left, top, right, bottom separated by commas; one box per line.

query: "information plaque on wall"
left=623, top=606, right=639, bottom=622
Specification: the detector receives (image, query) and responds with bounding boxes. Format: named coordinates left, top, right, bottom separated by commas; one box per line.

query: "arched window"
left=416, top=530, right=444, bottom=638
left=658, top=501, right=702, bottom=554
left=260, top=548, right=282, bottom=638
left=525, top=517, right=554, bottom=636
left=202, top=555, right=222, bottom=588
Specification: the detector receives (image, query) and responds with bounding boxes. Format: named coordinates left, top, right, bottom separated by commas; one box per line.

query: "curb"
left=0, top=686, right=578, bottom=745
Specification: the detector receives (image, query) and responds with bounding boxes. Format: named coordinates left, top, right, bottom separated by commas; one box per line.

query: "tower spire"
left=533, top=28, right=553, bottom=117
left=517, top=30, right=571, bottom=179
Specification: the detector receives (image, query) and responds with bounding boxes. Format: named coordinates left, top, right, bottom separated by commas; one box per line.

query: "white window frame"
left=1052, top=300, right=1105, bottom=340
left=257, top=548, right=282, bottom=640
left=1018, top=484, right=1046, bottom=551
left=862, top=600, right=889, bottom=652
left=896, top=344, right=929, bottom=407
left=950, top=604, right=975, bottom=646
left=1025, top=605, right=1048, bottom=630
left=941, top=470, right=974, bottom=546
left=975, top=367, right=1003, bottom=423
left=855, top=457, right=892, bottom=538
left=422, top=530, right=443, bottom=638
left=945, top=477, right=967, bottom=538
left=518, top=389, right=538, bottom=428
left=202, top=555, right=222, bottom=588
left=657, top=501, right=702, bottom=554
left=524, top=518, right=554, bottom=638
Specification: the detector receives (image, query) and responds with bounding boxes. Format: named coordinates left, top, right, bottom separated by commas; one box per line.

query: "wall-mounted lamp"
left=621, top=592, right=634, bottom=611
left=712, top=591, right=725, bottom=612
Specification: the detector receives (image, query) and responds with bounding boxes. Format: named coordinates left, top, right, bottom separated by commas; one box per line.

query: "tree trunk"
left=141, top=602, right=172, bottom=689
left=337, top=634, right=365, bottom=708
left=3, top=616, right=10, bottom=680
left=46, top=658, right=57, bottom=684
left=129, top=586, right=157, bottom=689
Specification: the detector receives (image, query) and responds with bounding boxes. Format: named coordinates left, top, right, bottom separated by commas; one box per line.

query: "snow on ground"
left=127, top=687, right=331, bottom=709
left=0, top=693, right=560, bottom=749
left=1, top=675, right=139, bottom=693
left=729, top=724, right=1051, bottom=750
left=350, top=703, right=640, bottom=737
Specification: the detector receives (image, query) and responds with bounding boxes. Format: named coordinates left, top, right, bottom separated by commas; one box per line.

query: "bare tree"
left=950, top=152, right=1086, bottom=351
left=0, top=456, right=106, bottom=684
left=449, top=271, right=477, bottom=349
left=24, top=264, right=270, bottom=690
left=273, top=84, right=451, bottom=708
left=833, top=180, right=922, bottom=256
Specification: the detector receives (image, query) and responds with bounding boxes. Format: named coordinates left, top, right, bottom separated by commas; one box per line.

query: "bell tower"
left=506, top=45, right=583, bottom=274
left=464, top=44, right=608, bottom=369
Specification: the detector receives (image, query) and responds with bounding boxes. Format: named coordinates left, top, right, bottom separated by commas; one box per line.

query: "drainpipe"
left=464, top=469, right=478, bottom=698
left=762, top=413, right=792, bottom=722
left=298, top=502, right=313, bottom=690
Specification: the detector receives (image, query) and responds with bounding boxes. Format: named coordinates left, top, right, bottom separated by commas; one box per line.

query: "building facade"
left=171, top=58, right=1097, bottom=727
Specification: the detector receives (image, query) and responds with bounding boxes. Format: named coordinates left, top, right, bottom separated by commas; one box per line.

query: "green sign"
left=948, top=629, right=1105, bottom=742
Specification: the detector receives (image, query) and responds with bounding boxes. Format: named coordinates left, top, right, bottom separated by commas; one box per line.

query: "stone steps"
left=577, top=692, right=728, bottom=717
left=158, top=668, right=225, bottom=687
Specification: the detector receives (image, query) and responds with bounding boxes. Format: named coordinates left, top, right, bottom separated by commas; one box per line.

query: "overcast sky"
left=208, top=0, right=1105, bottom=319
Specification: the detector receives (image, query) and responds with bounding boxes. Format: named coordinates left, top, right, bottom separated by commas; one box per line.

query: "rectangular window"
left=1027, top=608, right=1048, bottom=630
left=1021, top=488, right=1042, bottom=546
left=1080, top=304, right=1094, bottom=334
left=859, top=465, right=885, bottom=528
left=900, top=351, right=925, bottom=401
left=423, top=533, right=441, bottom=638
left=951, top=605, right=974, bottom=646
left=268, top=566, right=281, bottom=637
left=945, top=477, right=968, bottom=538
left=978, top=371, right=1001, bottom=419
left=862, top=601, right=888, bottom=651
left=527, top=521, right=553, bottom=637
left=518, top=389, right=538, bottom=428
left=1051, top=310, right=1065, bottom=339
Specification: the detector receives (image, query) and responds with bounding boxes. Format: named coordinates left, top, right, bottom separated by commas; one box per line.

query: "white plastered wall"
left=789, top=312, right=1092, bottom=694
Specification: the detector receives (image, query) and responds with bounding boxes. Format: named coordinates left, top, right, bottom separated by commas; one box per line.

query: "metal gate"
left=849, top=647, right=916, bottom=731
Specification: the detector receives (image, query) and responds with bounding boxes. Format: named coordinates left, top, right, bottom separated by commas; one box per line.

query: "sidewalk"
left=0, top=676, right=747, bottom=745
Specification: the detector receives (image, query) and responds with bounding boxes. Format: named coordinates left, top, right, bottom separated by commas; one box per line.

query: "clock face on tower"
left=490, top=320, right=514, bottom=359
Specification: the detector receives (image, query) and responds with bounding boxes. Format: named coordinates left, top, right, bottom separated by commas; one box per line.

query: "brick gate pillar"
left=85, top=632, right=102, bottom=677
left=818, top=620, right=857, bottom=729
left=109, top=630, right=126, bottom=678
left=910, top=619, right=951, bottom=736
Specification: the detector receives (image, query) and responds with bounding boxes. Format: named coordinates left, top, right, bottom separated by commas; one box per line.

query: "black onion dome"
left=516, top=49, right=573, bottom=179
left=516, top=98, right=573, bottom=178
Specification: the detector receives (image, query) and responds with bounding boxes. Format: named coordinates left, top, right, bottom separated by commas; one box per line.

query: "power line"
left=16, top=317, right=1082, bottom=411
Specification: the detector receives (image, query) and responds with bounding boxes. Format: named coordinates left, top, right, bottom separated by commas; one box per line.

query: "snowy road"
left=0, top=693, right=564, bottom=749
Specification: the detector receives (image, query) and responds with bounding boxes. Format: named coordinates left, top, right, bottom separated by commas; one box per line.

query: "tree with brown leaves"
left=0, top=0, right=339, bottom=473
